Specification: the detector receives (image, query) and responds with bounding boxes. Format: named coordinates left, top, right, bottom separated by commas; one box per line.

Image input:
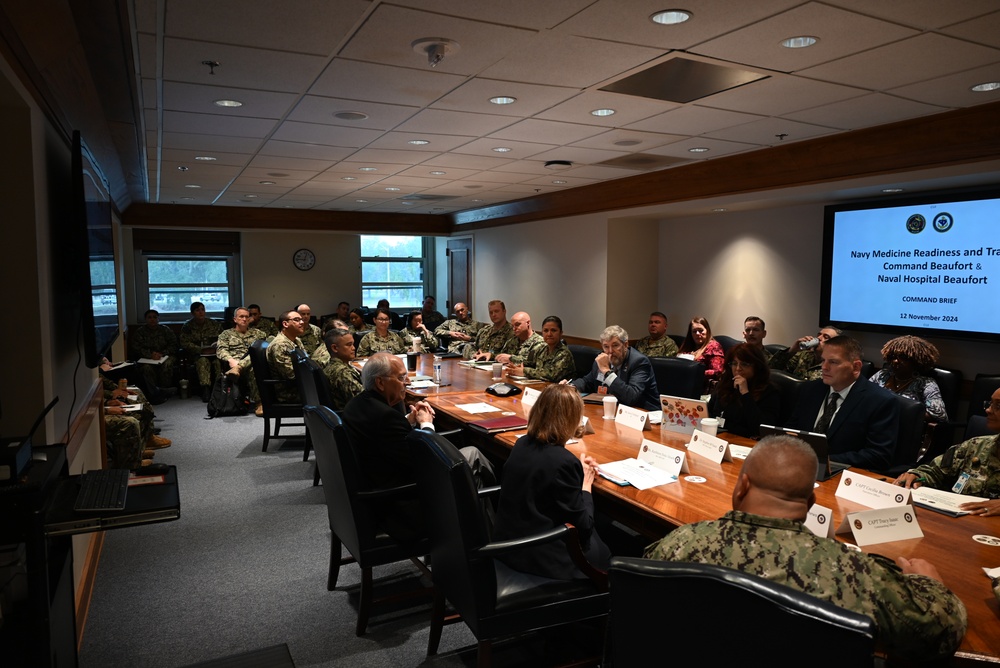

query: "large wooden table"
left=415, top=360, right=1000, bottom=662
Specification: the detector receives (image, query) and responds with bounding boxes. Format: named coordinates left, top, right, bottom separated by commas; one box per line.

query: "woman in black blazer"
left=493, top=384, right=611, bottom=579
left=708, top=343, right=780, bottom=438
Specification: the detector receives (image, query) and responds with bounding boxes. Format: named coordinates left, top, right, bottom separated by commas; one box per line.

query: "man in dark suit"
left=787, top=336, right=899, bottom=471
left=570, top=325, right=660, bottom=410
left=342, top=353, right=495, bottom=543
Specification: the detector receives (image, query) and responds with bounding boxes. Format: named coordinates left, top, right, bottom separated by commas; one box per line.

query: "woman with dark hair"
left=506, top=315, right=575, bottom=382
left=708, top=343, right=780, bottom=438
left=870, top=335, right=947, bottom=422
left=493, top=384, right=611, bottom=579
left=356, top=307, right=407, bottom=357
left=347, top=307, right=371, bottom=335
left=400, top=310, right=439, bottom=352
left=678, top=316, right=725, bottom=391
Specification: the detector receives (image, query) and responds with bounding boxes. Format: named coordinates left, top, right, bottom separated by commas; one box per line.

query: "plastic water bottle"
left=433, top=358, right=443, bottom=384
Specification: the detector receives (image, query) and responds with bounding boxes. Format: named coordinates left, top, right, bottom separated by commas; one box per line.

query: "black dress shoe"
left=201, top=385, right=211, bottom=402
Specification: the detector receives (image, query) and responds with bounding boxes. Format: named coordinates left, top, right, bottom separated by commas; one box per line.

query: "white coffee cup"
left=603, top=395, right=618, bottom=419
left=411, top=336, right=421, bottom=353
left=492, top=362, right=503, bottom=380
left=700, top=417, right=720, bottom=436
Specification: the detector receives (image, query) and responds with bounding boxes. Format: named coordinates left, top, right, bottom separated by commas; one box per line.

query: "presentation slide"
left=828, top=196, right=1000, bottom=337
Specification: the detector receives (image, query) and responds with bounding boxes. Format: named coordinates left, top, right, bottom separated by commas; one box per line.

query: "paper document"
left=598, top=459, right=678, bottom=490
left=408, top=379, right=437, bottom=388
left=911, top=487, right=988, bottom=516
left=455, top=402, right=502, bottom=414
left=137, top=356, right=169, bottom=365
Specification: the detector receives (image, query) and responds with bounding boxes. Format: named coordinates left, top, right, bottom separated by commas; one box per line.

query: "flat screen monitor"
left=821, top=187, right=1000, bottom=342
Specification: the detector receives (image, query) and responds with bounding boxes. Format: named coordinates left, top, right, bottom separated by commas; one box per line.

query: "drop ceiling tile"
left=523, top=175, right=599, bottom=187
left=309, top=59, right=466, bottom=106
left=160, top=132, right=263, bottom=153
left=492, top=183, right=562, bottom=194
left=320, top=161, right=411, bottom=175
left=418, top=182, right=503, bottom=195
left=163, top=38, right=328, bottom=92
left=889, top=64, right=1000, bottom=108
left=431, top=78, right=578, bottom=117
left=161, top=149, right=251, bottom=166
left=346, top=148, right=440, bottom=164
left=698, top=75, right=868, bottom=116
left=703, top=117, right=838, bottom=145
left=396, top=165, right=481, bottom=180
left=480, top=33, right=666, bottom=88
left=784, top=93, right=948, bottom=130
left=800, top=33, right=1000, bottom=90
left=338, top=4, right=537, bottom=76
left=395, top=108, right=518, bottom=136
left=164, top=0, right=370, bottom=55
left=824, top=0, right=1000, bottom=30
left=246, top=155, right=333, bottom=171
left=137, top=34, right=157, bottom=81
left=141, top=78, right=158, bottom=110
left=162, top=110, right=276, bottom=138
left=308, top=173, right=383, bottom=186
left=693, top=3, right=918, bottom=73
left=940, top=10, right=1000, bottom=49
left=625, top=105, right=764, bottom=135
left=450, top=137, right=556, bottom=160
left=420, top=153, right=514, bottom=170
left=258, top=140, right=357, bottom=161
left=492, top=160, right=562, bottom=175
left=458, top=171, right=530, bottom=184
left=240, top=167, right=321, bottom=181
left=644, top=137, right=761, bottom=159
left=534, top=90, right=680, bottom=126
left=162, top=82, right=298, bottom=118
left=271, top=121, right=384, bottom=147
left=389, top=0, right=593, bottom=30
left=570, top=129, right=687, bottom=151
left=528, top=146, right=631, bottom=165
left=288, top=96, right=420, bottom=129
left=364, top=131, right=478, bottom=152
left=489, top=118, right=606, bottom=145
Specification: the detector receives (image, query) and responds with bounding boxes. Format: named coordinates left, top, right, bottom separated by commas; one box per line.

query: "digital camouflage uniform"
left=180, top=317, right=222, bottom=386
left=357, top=330, right=408, bottom=357
left=323, top=357, right=364, bottom=411
left=634, top=335, right=679, bottom=358
left=266, top=332, right=306, bottom=402
left=105, top=415, right=145, bottom=469
left=421, top=309, right=445, bottom=332
left=769, top=348, right=822, bottom=381
left=434, top=318, right=484, bottom=354
left=475, top=322, right=517, bottom=357
left=522, top=342, right=576, bottom=382
left=507, top=332, right=544, bottom=365
left=129, top=323, right=177, bottom=387
left=644, top=510, right=967, bottom=662
left=253, top=317, right=279, bottom=338
left=907, top=434, right=1000, bottom=497
left=400, top=326, right=439, bottom=353
left=299, top=323, right=330, bottom=367
left=217, top=327, right=265, bottom=402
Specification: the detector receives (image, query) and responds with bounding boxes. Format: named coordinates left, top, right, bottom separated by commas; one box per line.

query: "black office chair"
left=967, top=373, right=1000, bottom=421
left=567, top=344, right=601, bottom=379
left=768, top=369, right=805, bottom=426
left=249, top=340, right=306, bottom=452
left=303, top=405, right=432, bottom=637
left=715, top=335, right=740, bottom=355
left=650, top=357, right=704, bottom=399
left=965, top=415, right=992, bottom=440
left=668, top=333, right=685, bottom=348
left=763, top=343, right=788, bottom=357
left=293, top=349, right=338, bottom=485
left=606, top=558, right=875, bottom=667
left=407, top=428, right=609, bottom=668
left=886, top=393, right=926, bottom=476
left=860, top=360, right=877, bottom=380
left=920, top=367, right=964, bottom=461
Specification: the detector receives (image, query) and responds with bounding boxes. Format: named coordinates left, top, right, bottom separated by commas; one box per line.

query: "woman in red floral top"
left=678, top=316, right=725, bottom=393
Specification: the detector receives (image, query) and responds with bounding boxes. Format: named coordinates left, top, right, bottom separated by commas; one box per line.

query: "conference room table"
left=405, top=357, right=1000, bottom=663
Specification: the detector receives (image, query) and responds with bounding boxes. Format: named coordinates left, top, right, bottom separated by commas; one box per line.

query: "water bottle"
left=433, top=358, right=443, bottom=384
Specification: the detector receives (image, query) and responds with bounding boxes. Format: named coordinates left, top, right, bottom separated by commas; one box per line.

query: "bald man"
left=645, top=435, right=967, bottom=663
left=433, top=302, right=483, bottom=354
left=494, top=311, right=543, bottom=366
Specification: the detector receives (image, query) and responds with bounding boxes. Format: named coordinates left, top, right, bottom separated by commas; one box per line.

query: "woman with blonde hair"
left=492, top=384, right=610, bottom=579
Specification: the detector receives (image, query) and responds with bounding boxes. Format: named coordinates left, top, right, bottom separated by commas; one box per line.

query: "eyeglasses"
left=286, top=317, right=304, bottom=323
left=730, top=360, right=751, bottom=368
left=375, top=317, right=391, bottom=323
left=985, top=400, right=1000, bottom=412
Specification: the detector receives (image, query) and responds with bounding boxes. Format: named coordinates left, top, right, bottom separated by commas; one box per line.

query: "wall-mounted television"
left=820, top=186, right=1000, bottom=343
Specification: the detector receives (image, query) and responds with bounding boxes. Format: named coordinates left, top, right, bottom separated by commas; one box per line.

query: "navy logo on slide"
left=933, top=212, right=953, bottom=233
left=906, top=214, right=925, bottom=234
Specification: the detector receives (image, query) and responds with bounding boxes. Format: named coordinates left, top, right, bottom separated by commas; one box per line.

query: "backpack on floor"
left=206, top=374, right=248, bottom=418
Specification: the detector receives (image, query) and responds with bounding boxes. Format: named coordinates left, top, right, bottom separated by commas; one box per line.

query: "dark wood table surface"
left=419, top=362, right=1000, bottom=662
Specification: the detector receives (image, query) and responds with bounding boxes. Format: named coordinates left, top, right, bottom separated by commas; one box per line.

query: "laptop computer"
left=758, top=424, right=850, bottom=481
left=659, top=394, right=709, bottom=435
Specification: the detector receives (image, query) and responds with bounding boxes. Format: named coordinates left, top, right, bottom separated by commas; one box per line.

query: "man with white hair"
left=569, top=325, right=659, bottom=410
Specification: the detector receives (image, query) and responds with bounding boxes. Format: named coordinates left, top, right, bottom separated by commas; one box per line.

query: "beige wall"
left=607, top=217, right=658, bottom=340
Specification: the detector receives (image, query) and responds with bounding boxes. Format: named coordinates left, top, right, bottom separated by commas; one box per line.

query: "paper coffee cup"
left=700, top=417, right=719, bottom=436
left=603, top=395, right=618, bottom=419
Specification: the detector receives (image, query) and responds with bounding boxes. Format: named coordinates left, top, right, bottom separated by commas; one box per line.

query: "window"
left=360, top=235, right=430, bottom=310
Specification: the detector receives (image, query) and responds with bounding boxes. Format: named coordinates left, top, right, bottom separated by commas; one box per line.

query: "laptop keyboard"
left=75, top=469, right=129, bottom=512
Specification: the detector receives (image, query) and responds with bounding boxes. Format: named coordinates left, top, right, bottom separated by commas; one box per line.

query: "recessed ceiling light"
left=180, top=197, right=195, bottom=200
left=614, top=139, right=642, bottom=146
left=213, top=99, right=243, bottom=107
left=342, top=176, right=357, bottom=181
left=971, top=81, right=1000, bottom=92
left=781, top=36, right=818, bottom=49
left=882, top=188, right=905, bottom=193
left=245, top=194, right=257, bottom=198
left=177, top=166, right=188, bottom=171
left=184, top=184, right=201, bottom=188
left=544, top=160, right=572, bottom=170
left=194, top=156, right=216, bottom=161
left=472, top=199, right=483, bottom=202
left=688, top=147, right=710, bottom=153
left=650, top=9, right=691, bottom=25
left=712, top=208, right=727, bottom=212
left=489, top=96, right=516, bottom=105
left=284, top=205, right=293, bottom=208
left=358, top=167, right=378, bottom=172
left=334, top=111, right=368, bottom=120
left=492, top=147, right=512, bottom=153
left=402, top=201, right=413, bottom=205
left=408, top=139, right=430, bottom=145
left=385, top=187, right=401, bottom=191
left=429, top=171, right=446, bottom=175
left=591, top=108, right=615, bottom=117
left=267, top=172, right=289, bottom=177
left=259, top=180, right=276, bottom=185
left=356, top=199, right=368, bottom=203
left=552, top=180, right=567, bottom=184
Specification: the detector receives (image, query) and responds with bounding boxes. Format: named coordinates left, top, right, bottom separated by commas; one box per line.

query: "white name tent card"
left=521, top=387, right=541, bottom=415
left=615, top=405, right=651, bottom=431
left=836, top=505, right=923, bottom=546
left=579, top=416, right=595, bottom=435
left=638, top=439, right=689, bottom=478
left=804, top=503, right=835, bottom=538
left=686, top=429, right=732, bottom=464
left=835, top=473, right=911, bottom=509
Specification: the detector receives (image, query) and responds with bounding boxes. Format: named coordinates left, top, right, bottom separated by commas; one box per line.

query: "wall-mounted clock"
left=293, top=248, right=316, bottom=271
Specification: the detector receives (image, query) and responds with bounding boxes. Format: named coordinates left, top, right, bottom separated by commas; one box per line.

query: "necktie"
left=815, top=393, right=840, bottom=433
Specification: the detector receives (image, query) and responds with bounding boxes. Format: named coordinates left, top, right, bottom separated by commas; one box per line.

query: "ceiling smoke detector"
left=544, top=160, right=573, bottom=170
left=412, top=38, right=460, bottom=68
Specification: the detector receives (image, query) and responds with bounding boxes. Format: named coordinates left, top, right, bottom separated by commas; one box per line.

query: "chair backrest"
left=763, top=343, right=788, bottom=356
left=292, top=349, right=334, bottom=408
left=769, top=370, right=805, bottom=426
left=890, top=393, right=926, bottom=472
left=968, top=373, right=1000, bottom=421
left=303, top=405, right=378, bottom=558
left=567, top=344, right=601, bottom=379
left=715, top=335, right=740, bottom=355
left=650, top=357, right=705, bottom=400
left=964, top=415, right=992, bottom=440
left=928, top=367, right=962, bottom=421
left=859, top=360, right=876, bottom=380
left=352, top=331, right=365, bottom=350
left=249, top=340, right=278, bottom=406
left=667, top=333, right=685, bottom=348
left=608, top=558, right=875, bottom=667
left=408, top=428, right=495, bottom=620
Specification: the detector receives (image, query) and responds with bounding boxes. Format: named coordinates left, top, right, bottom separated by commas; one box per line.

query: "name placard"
left=579, top=415, right=595, bottom=435
left=837, top=505, right=923, bottom=546
left=638, top=439, right=689, bottom=477
left=616, top=405, right=651, bottom=431
left=687, top=429, right=731, bottom=464
left=835, top=473, right=910, bottom=510
left=521, top=387, right=541, bottom=415
left=804, top=503, right=834, bottom=538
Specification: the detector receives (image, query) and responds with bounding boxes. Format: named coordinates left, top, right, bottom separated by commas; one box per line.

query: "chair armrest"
left=437, top=428, right=462, bottom=438
left=474, top=523, right=608, bottom=590
left=477, top=485, right=501, bottom=499
left=356, top=482, right=419, bottom=501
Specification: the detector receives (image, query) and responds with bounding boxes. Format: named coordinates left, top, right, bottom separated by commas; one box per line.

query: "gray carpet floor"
left=77, top=395, right=603, bottom=667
